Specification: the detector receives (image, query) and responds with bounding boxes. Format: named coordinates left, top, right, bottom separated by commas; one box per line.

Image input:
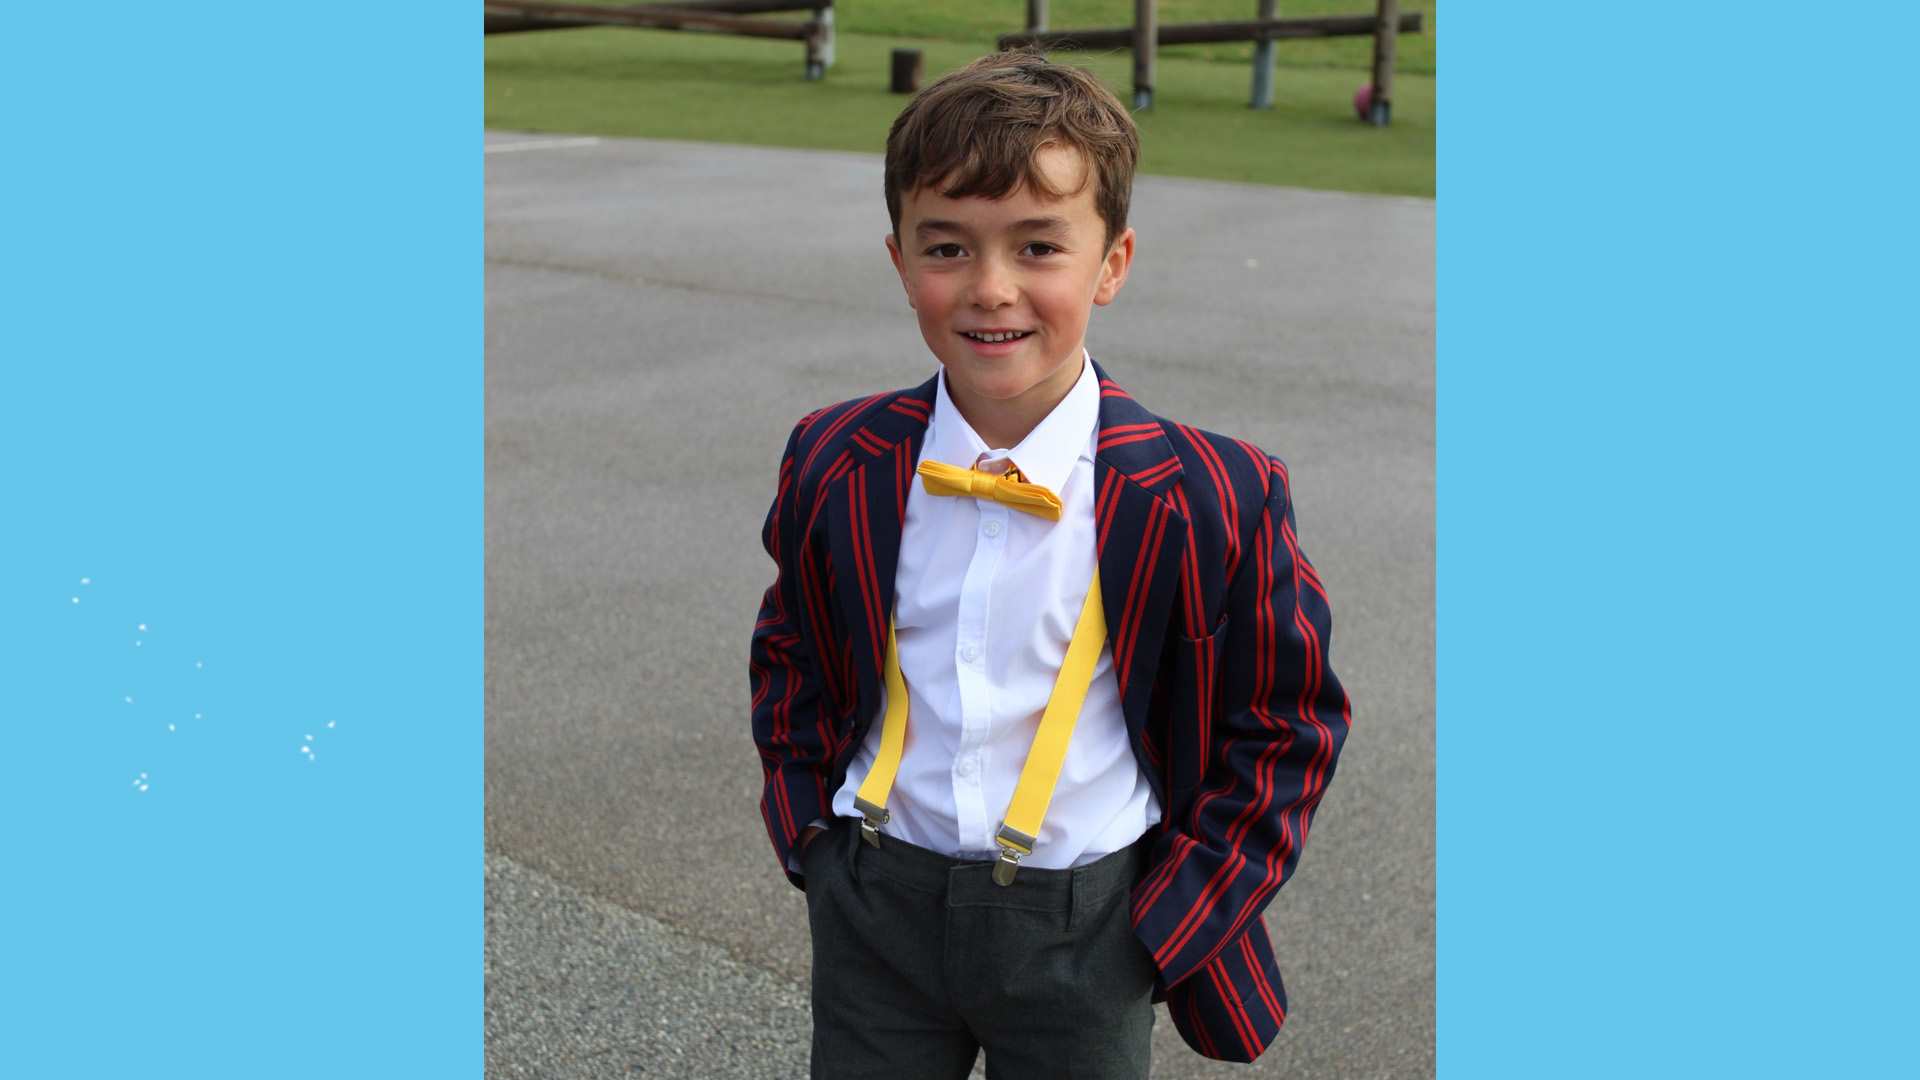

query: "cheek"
left=1034, top=282, right=1089, bottom=325
left=912, top=280, right=958, bottom=318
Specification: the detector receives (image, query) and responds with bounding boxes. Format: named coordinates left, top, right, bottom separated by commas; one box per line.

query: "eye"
left=1025, top=242, right=1060, bottom=256
left=924, top=243, right=964, bottom=258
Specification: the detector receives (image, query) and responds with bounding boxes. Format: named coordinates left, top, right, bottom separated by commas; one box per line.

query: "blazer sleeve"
left=1131, top=456, right=1353, bottom=992
left=748, top=417, right=838, bottom=890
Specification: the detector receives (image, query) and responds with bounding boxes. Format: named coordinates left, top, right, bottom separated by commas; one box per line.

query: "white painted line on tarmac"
left=485, top=137, right=602, bottom=155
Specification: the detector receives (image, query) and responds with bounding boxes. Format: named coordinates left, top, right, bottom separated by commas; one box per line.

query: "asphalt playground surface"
left=484, top=131, right=1433, bottom=1079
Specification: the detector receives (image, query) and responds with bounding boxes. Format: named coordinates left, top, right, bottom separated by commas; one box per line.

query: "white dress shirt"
left=829, top=350, right=1161, bottom=867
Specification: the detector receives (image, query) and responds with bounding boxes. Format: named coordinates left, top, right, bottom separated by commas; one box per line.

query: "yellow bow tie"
left=917, top=459, right=1062, bottom=521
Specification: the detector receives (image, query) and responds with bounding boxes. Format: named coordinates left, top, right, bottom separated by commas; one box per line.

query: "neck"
left=947, top=350, right=1085, bottom=450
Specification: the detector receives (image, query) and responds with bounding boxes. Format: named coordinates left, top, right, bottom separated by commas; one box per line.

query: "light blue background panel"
left=0, top=5, right=478, bottom=1078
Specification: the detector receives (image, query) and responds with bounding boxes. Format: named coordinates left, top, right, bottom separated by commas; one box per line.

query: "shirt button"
left=983, top=520, right=1003, bottom=538
left=956, top=758, right=976, bottom=778
left=960, top=642, right=980, bottom=663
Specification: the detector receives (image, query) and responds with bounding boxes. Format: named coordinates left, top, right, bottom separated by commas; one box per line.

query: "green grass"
left=485, top=3, right=1434, bottom=197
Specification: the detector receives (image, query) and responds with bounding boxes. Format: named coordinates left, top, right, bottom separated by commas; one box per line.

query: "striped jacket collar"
left=828, top=357, right=1186, bottom=490
left=823, top=358, right=1189, bottom=761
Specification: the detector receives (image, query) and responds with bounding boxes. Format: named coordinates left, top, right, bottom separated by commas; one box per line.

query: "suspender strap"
left=853, top=623, right=911, bottom=848
left=992, top=569, right=1105, bottom=884
left=852, top=569, right=1108, bottom=886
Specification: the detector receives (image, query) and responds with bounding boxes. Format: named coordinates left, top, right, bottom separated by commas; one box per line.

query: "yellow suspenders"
left=853, top=568, right=1107, bottom=886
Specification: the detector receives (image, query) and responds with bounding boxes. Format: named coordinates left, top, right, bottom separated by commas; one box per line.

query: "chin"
left=974, top=381, right=1040, bottom=402
left=947, top=364, right=1037, bottom=401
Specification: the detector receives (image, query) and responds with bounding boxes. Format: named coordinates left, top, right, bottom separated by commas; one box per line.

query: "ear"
left=1093, top=226, right=1135, bottom=306
left=884, top=232, right=917, bottom=311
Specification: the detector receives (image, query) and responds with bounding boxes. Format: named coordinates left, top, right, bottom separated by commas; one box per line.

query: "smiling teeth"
left=966, top=331, right=1028, bottom=343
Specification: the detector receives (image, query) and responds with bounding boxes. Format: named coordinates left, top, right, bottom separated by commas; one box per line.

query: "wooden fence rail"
left=997, top=12, right=1422, bottom=52
left=483, top=0, right=834, bottom=77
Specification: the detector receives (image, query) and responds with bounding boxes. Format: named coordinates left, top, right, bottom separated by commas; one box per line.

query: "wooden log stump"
left=890, top=48, right=924, bottom=94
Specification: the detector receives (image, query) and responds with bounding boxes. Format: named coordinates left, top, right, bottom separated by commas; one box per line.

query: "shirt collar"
left=927, top=347, right=1097, bottom=496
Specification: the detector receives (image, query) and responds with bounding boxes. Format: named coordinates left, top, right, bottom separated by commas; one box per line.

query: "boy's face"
left=885, top=144, right=1134, bottom=428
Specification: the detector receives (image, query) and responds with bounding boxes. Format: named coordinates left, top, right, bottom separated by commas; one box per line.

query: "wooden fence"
left=999, top=0, right=1422, bottom=118
left=484, top=0, right=836, bottom=79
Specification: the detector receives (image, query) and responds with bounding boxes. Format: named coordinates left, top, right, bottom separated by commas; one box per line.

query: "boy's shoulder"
left=1147, top=414, right=1291, bottom=569
left=1099, top=376, right=1289, bottom=520
left=776, top=376, right=940, bottom=495
left=1157, top=416, right=1286, bottom=500
left=1111, top=403, right=1306, bottom=596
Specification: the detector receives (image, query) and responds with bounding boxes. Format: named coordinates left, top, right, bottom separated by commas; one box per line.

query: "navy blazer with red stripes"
left=748, top=359, right=1351, bottom=1063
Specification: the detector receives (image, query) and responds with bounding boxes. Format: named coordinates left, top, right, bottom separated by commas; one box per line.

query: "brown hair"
left=884, top=50, right=1141, bottom=253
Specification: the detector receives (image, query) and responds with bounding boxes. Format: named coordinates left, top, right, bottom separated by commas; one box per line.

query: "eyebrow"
left=914, top=216, right=1074, bottom=240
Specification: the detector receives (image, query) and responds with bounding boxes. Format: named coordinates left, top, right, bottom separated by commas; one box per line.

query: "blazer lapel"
left=1089, top=359, right=1190, bottom=743
left=824, top=377, right=936, bottom=733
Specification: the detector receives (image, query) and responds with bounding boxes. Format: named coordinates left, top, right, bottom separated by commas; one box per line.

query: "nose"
left=967, top=255, right=1018, bottom=310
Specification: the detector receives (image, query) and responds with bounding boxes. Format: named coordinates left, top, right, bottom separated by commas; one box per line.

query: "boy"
left=749, top=50, right=1350, bottom=1077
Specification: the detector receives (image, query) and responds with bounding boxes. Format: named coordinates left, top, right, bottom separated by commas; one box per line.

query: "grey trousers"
left=801, top=817, right=1157, bottom=1080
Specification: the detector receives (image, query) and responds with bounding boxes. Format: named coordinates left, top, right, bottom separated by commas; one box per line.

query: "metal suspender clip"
left=854, top=796, right=889, bottom=849
left=993, top=825, right=1037, bottom=887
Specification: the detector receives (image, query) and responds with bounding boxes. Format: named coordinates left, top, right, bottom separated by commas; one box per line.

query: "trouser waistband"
left=835, top=817, right=1151, bottom=917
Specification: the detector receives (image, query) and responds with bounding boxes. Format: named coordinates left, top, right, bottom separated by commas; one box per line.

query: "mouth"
left=958, top=329, right=1034, bottom=356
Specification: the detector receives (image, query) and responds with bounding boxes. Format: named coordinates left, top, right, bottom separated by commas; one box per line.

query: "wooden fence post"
left=1250, top=0, right=1277, bottom=109
left=802, top=1, right=831, bottom=80
left=1026, top=0, right=1048, bottom=35
left=1133, top=0, right=1156, bottom=110
left=1368, top=0, right=1397, bottom=125
left=815, top=1, right=834, bottom=70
